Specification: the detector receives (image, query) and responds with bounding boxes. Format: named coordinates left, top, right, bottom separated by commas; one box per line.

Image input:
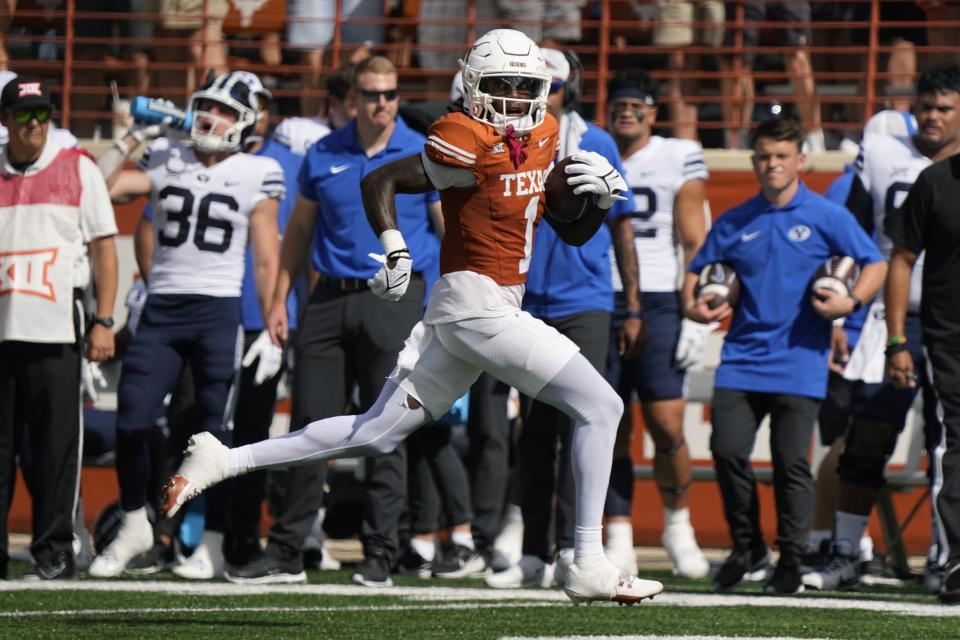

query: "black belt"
left=317, top=272, right=423, bottom=291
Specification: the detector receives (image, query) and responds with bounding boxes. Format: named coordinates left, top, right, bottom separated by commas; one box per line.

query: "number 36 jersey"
left=614, top=136, right=708, bottom=293
left=138, top=137, right=285, bottom=297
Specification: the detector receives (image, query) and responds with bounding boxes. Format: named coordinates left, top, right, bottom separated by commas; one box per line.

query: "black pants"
left=926, top=341, right=960, bottom=565
left=286, top=279, right=424, bottom=562
left=223, top=331, right=284, bottom=561
left=710, top=387, right=818, bottom=559
left=465, top=372, right=512, bottom=555
left=0, top=337, right=82, bottom=575
left=520, top=310, right=610, bottom=561
left=407, top=426, right=472, bottom=534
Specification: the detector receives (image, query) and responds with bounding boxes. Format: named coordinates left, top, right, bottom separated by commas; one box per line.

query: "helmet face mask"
left=188, top=71, right=268, bottom=154
left=460, top=29, right=550, bottom=135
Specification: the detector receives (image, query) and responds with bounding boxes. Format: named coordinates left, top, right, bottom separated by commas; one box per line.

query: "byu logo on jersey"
left=787, top=224, right=811, bottom=242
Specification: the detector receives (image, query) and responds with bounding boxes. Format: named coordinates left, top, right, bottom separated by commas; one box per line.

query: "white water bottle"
left=130, top=96, right=193, bottom=131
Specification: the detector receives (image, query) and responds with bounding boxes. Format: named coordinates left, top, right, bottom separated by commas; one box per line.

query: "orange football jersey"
left=424, top=111, right=559, bottom=286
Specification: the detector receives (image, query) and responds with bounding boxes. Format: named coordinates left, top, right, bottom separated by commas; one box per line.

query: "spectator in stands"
left=684, top=116, right=885, bottom=594
left=921, top=0, right=960, bottom=67
left=0, top=75, right=118, bottom=580
left=719, top=1, right=825, bottom=152
left=602, top=69, right=712, bottom=580
left=652, top=0, right=724, bottom=140
left=273, top=62, right=356, bottom=155
left=0, top=0, right=12, bottom=70
left=485, top=47, right=641, bottom=590
left=154, top=0, right=230, bottom=99
left=497, top=0, right=586, bottom=45
left=262, top=56, right=441, bottom=588
left=287, top=0, right=384, bottom=116
left=415, top=1, right=498, bottom=100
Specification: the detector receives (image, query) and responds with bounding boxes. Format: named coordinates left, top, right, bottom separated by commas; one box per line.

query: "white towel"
left=843, top=300, right=887, bottom=384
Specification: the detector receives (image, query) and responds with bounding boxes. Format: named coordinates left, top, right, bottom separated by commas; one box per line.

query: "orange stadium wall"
left=8, top=168, right=935, bottom=556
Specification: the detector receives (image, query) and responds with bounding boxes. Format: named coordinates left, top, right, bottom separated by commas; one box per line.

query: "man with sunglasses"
left=0, top=75, right=118, bottom=580
left=260, top=55, right=442, bottom=588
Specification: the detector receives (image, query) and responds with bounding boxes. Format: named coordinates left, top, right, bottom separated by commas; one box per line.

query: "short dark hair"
left=325, top=63, right=354, bottom=101
left=606, top=69, right=656, bottom=101
left=749, top=116, right=804, bottom=152
left=916, top=64, right=960, bottom=97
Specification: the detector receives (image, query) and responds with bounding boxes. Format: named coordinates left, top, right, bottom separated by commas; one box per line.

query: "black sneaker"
left=432, top=544, right=489, bottom=579
left=765, top=560, right=805, bottom=594
left=351, top=555, right=393, bottom=588
left=24, top=550, right=75, bottom=581
left=802, top=549, right=860, bottom=591
left=713, top=546, right=772, bottom=591
left=126, top=542, right=176, bottom=575
left=398, top=546, right=432, bottom=579
left=939, top=560, right=960, bottom=604
left=225, top=553, right=307, bottom=585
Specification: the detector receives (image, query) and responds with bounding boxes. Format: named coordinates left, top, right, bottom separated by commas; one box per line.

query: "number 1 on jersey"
left=519, top=195, right=538, bottom=274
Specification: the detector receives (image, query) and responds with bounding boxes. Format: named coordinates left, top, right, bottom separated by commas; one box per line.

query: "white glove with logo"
left=81, top=358, right=108, bottom=403
left=124, top=280, right=148, bottom=335
left=242, top=330, right=284, bottom=385
left=564, top=150, right=628, bottom=209
left=367, top=230, right=413, bottom=302
left=674, top=319, right=717, bottom=370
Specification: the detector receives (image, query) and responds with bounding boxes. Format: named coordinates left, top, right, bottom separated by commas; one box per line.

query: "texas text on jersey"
left=138, top=136, right=285, bottom=297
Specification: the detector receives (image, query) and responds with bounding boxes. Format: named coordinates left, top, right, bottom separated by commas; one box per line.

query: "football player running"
left=162, top=29, right=663, bottom=605
left=90, top=71, right=283, bottom=578
left=603, top=70, right=712, bottom=579
left=804, top=64, right=960, bottom=592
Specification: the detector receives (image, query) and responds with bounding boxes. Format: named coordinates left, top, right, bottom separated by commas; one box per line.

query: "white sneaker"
left=564, top=557, right=663, bottom=605
left=161, top=433, right=231, bottom=518
left=554, top=548, right=574, bottom=587
left=319, top=540, right=341, bottom=571
left=493, top=514, right=524, bottom=568
left=88, top=507, right=153, bottom=578
left=486, top=555, right=552, bottom=589
left=663, top=523, right=709, bottom=579
left=173, top=530, right=224, bottom=580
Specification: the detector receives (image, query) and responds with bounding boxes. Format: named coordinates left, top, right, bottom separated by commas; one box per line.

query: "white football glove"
left=81, top=358, right=108, bottom=403
left=128, top=99, right=178, bottom=144
left=124, top=280, right=148, bottom=335
left=242, top=330, right=284, bottom=385
left=367, top=249, right=413, bottom=302
left=564, top=150, right=628, bottom=209
left=674, top=319, right=717, bottom=370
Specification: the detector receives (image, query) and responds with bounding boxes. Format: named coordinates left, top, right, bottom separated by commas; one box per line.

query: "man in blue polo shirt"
left=684, top=116, right=885, bottom=595
left=264, top=56, right=441, bottom=588
left=485, top=48, right=641, bottom=589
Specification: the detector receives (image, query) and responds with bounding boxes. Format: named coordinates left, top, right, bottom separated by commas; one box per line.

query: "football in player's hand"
left=694, top=262, right=740, bottom=309
left=544, top=156, right=599, bottom=223
left=812, top=255, right=860, bottom=297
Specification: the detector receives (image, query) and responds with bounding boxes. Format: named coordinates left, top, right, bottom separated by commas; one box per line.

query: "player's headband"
left=607, top=87, right=656, bottom=106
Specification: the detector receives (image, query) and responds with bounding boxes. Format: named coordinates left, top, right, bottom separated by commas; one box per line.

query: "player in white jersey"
left=804, top=64, right=960, bottom=592
left=88, top=71, right=282, bottom=578
left=603, top=70, right=712, bottom=579
left=273, top=63, right=357, bottom=154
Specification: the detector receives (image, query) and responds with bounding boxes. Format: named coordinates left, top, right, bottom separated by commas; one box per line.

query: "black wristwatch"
left=849, top=295, right=863, bottom=313
left=94, top=316, right=115, bottom=329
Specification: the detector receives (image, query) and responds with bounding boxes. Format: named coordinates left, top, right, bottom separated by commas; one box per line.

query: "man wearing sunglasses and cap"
left=0, top=74, right=119, bottom=580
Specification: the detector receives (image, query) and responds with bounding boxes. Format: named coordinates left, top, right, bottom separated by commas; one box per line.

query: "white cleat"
left=663, top=523, right=710, bottom=579
left=88, top=508, right=153, bottom=578
left=485, top=555, right=553, bottom=589
left=318, top=540, right=342, bottom=571
left=161, top=433, right=231, bottom=518
left=554, top=548, right=574, bottom=587
left=564, top=558, right=663, bottom=606
left=173, top=530, right=224, bottom=580
left=493, top=515, right=524, bottom=568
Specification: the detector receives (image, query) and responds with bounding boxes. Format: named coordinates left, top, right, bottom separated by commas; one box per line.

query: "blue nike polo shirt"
left=689, top=181, right=884, bottom=399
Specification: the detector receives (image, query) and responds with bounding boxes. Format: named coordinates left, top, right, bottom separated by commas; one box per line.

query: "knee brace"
left=837, top=420, right=899, bottom=489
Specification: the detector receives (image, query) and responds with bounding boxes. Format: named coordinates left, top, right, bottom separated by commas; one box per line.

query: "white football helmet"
left=459, top=29, right=550, bottom=134
left=188, top=71, right=268, bottom=153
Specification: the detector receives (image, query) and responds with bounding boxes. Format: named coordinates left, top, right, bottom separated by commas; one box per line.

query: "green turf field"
left=2, top=564, right=958, bottom=640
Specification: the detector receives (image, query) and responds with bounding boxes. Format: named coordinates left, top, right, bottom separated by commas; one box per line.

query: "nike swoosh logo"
left=538, top=137, right=550, bottom=148
left=741, top=231, right=761, bottom=242
left=330, top=164, right=351, bottom=174
left=385, top=274, right=409, bottom=291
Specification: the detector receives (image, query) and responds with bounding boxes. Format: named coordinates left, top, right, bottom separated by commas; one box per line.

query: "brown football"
left=544, top=156, right=599, bottom=223
left=694, top=262, right=740, bottom=309
left=812, top=255, right=860, bottom=297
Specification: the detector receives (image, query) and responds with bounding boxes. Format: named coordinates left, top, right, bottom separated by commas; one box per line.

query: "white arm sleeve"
left=421, top=151, right=476, bottom=189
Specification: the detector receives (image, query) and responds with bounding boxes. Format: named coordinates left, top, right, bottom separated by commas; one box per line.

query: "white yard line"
left=0, top=581, right=956, bottom=618
left=500, top=637, right=834, bottom=640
